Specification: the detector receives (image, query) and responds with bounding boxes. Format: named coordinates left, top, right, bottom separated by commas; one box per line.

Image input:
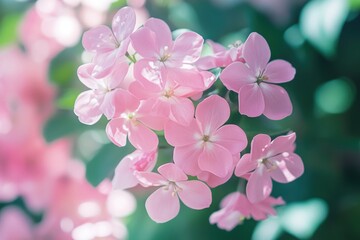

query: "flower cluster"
left=75, top=6, right=304, bottom=230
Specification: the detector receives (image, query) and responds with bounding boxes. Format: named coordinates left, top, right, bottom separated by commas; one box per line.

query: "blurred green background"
left=1, top=0, right=360, bottom=239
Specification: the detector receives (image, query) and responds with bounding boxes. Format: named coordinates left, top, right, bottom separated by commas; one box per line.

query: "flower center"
left=202, top=135, right=210, bottom=142
left=159, top=46, right=171, bottom=62
left=259, top=158, right=277, bottom=171
left=163, top=89, right=174, bottom=98
left=256, top=74, right=268, bottom=84
left=167, top=182, right=183, bottom=197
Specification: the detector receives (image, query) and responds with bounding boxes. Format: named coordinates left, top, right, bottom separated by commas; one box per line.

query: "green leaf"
left=49, top=46, right=81, bottom=87
left=56, top=89, right=79, bottom=110
left=86, top=143, right=135, bottom=186
left=300, top=0, right=349, bottom=58
left=0, top=13, right=21, bottom=46
left=43, top=110, right=87, bottom=142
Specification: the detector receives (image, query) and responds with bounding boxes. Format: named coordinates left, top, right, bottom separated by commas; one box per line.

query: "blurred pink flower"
left=0, top=207, right=34, bottom=240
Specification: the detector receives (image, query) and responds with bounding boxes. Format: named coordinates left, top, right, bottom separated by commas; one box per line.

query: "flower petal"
left=260, top=84, right=292, bottom=120
left=268, top=132, right=296, bottom=156
left=128, top=123, right=158, bottom=152
left=158, top=163, right=188, bottom=182
left=82, top=25, right=116, bottom=53
left=264, top=60, right=295, bottom=83
left=198, top=144, right=233, bottom=178
left=243, top=32, right=270, bottom=73
left=77, top=63, right=98, bottom=89
left=144, top=18, right=173, bottom=53
left=112, top=6, right=136, bottom=42
left=74, top=91, right=103, bottom=125
left=251, top=134, right=272, bottom=161
left=172, top=31, right=203, bottom=63
left=195, top=95, right=230, bottom=135
left=145, top=187, right=180, bottom=223
left=238, top=83, right=265, bottom=117
left=235, top=154, right=257, bottom=177
left=215, top=124, right=248, bottom=155
left=135, top=172, right=167, bottom=187
left=220, top=62, right=255, bottom=92
left=246, top=165, right=272, bottom=203
left=173, top=146, right=202, bottom=176
left=270, top=153, right=304, bottom=183
left=112, top=156, right=138, bottom=189
left=106, top=118, right=128, bottom=147
left=130, top=27, right=158, bottom=58
left=164, top=119, right=199, bottom=147
left=169, top=97, right=194, bottom=126
left=177, top=180, right=212, bottom=209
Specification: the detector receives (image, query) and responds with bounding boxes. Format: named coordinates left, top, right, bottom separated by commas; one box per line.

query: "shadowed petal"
left=215, top=124, right=248, bottom=154
left=238, top=83, right=265, bottom=117
left=260, top=84, right=292, bottom=120
left=128, top=123, right=158, bottom=152
left=246, top=165, right=272, bottom=203
left=198, top=144, right=233, bottom=178
left=177, top=180, right=212, bottom=209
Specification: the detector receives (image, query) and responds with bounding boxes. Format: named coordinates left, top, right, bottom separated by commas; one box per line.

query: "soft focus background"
left=0, top=0, right=359, bottom=239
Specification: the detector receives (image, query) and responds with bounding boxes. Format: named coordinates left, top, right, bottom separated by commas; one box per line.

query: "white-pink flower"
left=74, top=61, right=129, bottom=125
left=210, top=192, right=284, bottom=231
left=82, top=7, right=135, bottom=77
left=220, top=32, right=296, bottom=120
left=235, top=133, right=304, bottom=203
left=131, top=18, right=207, bottom=89
left=112, top=150, right=157, bottom=190
left=164, top=95, right=247, bottom=180
left=105, top=89, right=159, bottom=152
left=136, top=163, right=212, bottom=223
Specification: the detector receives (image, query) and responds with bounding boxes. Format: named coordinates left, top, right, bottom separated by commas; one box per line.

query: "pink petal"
left=99, top=91, right=116, bottom=119
left=264, top=60, right=296, bottom=83
left=112, top=6, right=136, bottom=42
left=130, top=27, right=158, bottom=58
left=238, top=83, right=265, bottom=117
left=74, top=91, right=102, bottom=125
left=158, top=163, right=188, bottom=182
left=243, top=32, right=270, bottom=73
left=198, top=167, right=233, bottom=188
left=198, top=144, right=233, bottom=178
left=112, top=156, right=139, bottom=189
left=195, top=95, right=230, bottom=135
left=270, top=153, right=304, bottom=183
left=144, top=18, right=173, bottom=53
left=77, top=63, right=98, bottom=89
left=177, top=180, right=212, bottom=209
left=128, top=123, right=158, bottom=152
left=172, top=31, right=203, bottom=63
left=207, top=39, right=226, bottom=53
left=251, top=134, right=271, bottom=161
left=169, top=97, right=194, bottom=126
left=268, top=132, right=296, bottom=156
left=145, top=187, right=180, bottom=223
left=92, top=49, right=120, bottom=78
left=164, top=119, right=199, bottom=147
left=173, top=146, right=202, bottom=176
left=215, top=124, right=248, bottom=155
left=107, top=60, right=130, bottom=89
left=246, top=165, right=272, bottom=203
left=210, top=210, right=243, bottom=231
left=133, top=59, right=163, bottom=85
left=129, top=80, right=161, bottom=100
left=82, top=25, right=116, bottom=53
left=260, top=83, right=292, bottom=120
left=165, top=67, right=206, bottom=90
left=112, top=89, right=140, bottom=115
left=235, top=154, right=257, bottom=177
left=106, top=118, right=128, bottom=147
left=220, top=62, right=255, bottom=92
left=135, top=171, right=167, bottom=187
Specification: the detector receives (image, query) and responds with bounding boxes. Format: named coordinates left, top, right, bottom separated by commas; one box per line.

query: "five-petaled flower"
left=135, top=163, right=212, bottom=223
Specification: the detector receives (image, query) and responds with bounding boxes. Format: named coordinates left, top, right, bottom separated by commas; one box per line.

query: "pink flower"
left=74, top=61, right=129, bottom=125
left=220, top=32, right=296, bottom=120
left=82, top=7, right=136, bottom=77
left=165, top=95, right=247, bottom=180
left=112, top=150, right=157, bottom=189
left=131, top=18, right=206, bottom=89
left=0, top=207, right=34, bottom=240
left=105, top=89, right=159, bottom=152
left=210, top=192, right=284, bottom=231
left=235, top=133, right=304, bottom=203
left=136, top=163, right=212, bottom=223
left=196, top=40, right=244, bottom=70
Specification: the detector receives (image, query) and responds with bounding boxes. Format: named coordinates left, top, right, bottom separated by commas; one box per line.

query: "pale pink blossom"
left=112, top=150, right=157, bottom=189
left=235, top=133, right=304, bottom=203
left=136, top=163, right=212, bottom=223
left=129, top=68, right=215, bottom=127
left=82, top=7, right=136, bottom=77
left=131, top=18, right=207, bottom=89
left=220, top=32, right=295, bottom=120
left=0, top=207, right=34, bottom=240
left=74, top=61, right=129, bottom=125
left=197, top=40, right=244, bottom=70
left=210, top=192, right=284, bottom=231
left=164, top=95, right=247, bottom=181
left=105, top=90, right=159, bottom=152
